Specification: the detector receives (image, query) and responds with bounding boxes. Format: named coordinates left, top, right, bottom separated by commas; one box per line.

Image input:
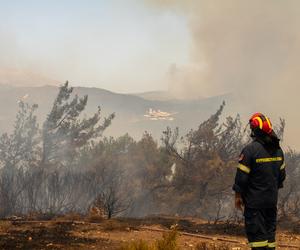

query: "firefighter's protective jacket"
left=233, top=138, right=286, bottom=208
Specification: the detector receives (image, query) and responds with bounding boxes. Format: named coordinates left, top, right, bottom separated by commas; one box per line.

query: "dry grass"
left=0, top=221, right=12, bottom=233
left=120, top=240, right=155, bottom=250
left=120, top=228, right=179, bottom=250
left=100, top=219, right=133, bottom=231
left=54, top=212, right=83, bottom=221
left=195, top=242, right=231, bottom=250
left=86, top=214, right=106, bottom=223
left=156, top=229, right=179, bottom=250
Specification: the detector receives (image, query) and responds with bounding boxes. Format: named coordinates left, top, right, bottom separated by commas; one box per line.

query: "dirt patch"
left=0, top=217, right=298, bottom=249
left=0, top=221, right=98, bottom=249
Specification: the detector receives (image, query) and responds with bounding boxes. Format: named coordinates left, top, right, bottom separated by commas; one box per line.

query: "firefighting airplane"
left=144, top=108, right=177, bottom=121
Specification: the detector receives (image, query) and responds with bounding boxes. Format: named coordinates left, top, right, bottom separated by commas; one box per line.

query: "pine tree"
left=0, top=102, right=40, bottom=170
left=41, top=81, right=115, bottom=168
left=0, top=102, right=40, bottom=216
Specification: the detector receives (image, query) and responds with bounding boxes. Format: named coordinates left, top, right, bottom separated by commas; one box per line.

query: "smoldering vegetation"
left=0, top=83, right=298, bottom=224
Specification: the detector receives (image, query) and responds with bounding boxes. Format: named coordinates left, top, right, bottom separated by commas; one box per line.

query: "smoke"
left=0, top=24, right=58, bottom=87
left=151, top=0, right=300, bottom=95
left=149, top=1, right=299, bottom=97
left=147, top=0, right=300, bottom=149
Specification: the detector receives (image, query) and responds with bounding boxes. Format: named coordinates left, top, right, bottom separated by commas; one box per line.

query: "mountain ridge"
left=0, top=84, right=231, bottom=141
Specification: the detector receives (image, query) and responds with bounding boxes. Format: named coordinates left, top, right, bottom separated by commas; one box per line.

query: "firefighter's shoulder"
left=240, top=140, right=259, bottom=155
left=249, top=140, right=264, bottom=151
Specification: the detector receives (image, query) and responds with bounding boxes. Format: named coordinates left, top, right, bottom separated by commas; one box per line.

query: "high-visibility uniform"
left=233, top=138, right=286, bottom=249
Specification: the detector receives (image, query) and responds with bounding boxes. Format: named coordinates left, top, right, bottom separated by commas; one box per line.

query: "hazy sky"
left=0, top=0, right=190, bottom=93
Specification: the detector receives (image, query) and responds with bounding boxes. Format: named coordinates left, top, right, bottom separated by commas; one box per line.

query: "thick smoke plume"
left=148, top=1, right=299, bottom=97
left=147, top=0, right=300, bottom=149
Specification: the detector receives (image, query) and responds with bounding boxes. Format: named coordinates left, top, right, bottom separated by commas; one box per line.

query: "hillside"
left=0, top=84, right=233, bottom=140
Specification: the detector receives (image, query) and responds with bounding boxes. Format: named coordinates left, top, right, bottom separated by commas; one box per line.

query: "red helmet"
left=249, top=113, right=273, bottom=135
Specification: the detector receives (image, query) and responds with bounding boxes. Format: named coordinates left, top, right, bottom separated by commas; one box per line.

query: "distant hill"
left=133, top=91, right=178, bottom=101
left=0, top=83, right=297, bottom=150
left=0, top=84, right=235, bottom=140
left=0, top=68, right=297, bottom=148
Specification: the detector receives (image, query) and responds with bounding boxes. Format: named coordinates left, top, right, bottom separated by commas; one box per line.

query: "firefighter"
left=233, top=113, right=286, bottom=249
